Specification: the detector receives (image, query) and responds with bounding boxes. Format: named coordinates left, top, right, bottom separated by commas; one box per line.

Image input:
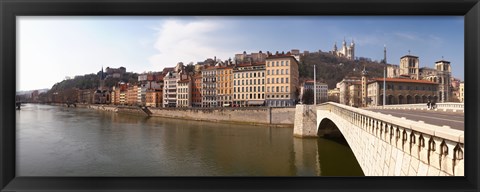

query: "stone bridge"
left=293, top=103, right=464, bottom=176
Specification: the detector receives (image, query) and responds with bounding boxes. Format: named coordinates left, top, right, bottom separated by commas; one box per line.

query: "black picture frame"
left=1, top=0, right=479, bottom=191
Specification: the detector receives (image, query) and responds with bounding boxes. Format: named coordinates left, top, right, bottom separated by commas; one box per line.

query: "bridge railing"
left=365, top=102, right=464, bottom=113
left=317, top=102, right=464, bottom=176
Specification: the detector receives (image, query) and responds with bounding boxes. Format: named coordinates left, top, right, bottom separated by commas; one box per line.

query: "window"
left=262, top=86, right=265, bottom=92
left=281, top=78, right=284, bottom=83
left=242, top=87, right=244, bottom=92
left=267, top=87, right=270, bottom=92
left=281, top=86, right=284, bottom=92
left=286, top=61, right=289, bottom=66
left=276, top=69, right=279, bottom=75
left=276, top=61, right=279, bottom=66
left=262, top=79, right=264, bottom=84
left=267, top=78, right=270, bottom=84
left=286, top=78, right=289, bottom=83
left=281, top=69, right=284, bottom=75
left=286, top=86, right=288, bottom=91
left=281, top=61, right=284, bottom=66
left=286, top=69, right=289, bottom=74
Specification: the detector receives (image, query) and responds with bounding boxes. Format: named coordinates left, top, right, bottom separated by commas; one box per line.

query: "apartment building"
left=265, top=53, right=299, bottom=107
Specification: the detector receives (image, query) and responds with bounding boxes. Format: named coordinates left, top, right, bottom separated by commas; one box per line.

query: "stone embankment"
left=85, top=105, right=296, bottom=127
left=149, top=107, right=295, bottom=127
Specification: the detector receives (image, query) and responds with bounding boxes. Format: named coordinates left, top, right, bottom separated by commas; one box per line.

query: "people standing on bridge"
left=432, top=101, right=437, bottom=110
left=427, top=100, right=431, bottom=110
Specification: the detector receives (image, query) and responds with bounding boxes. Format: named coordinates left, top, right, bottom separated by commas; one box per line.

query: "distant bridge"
left=294, top=102, right=464, bottom=176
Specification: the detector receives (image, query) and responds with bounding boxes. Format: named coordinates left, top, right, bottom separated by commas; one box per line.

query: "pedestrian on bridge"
left=427, top=100, right=431, bottom=110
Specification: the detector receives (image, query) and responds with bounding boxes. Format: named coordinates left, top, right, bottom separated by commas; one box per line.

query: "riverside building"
left=265, top=53, right=299, bottom=107
left=232, top=62, right=266, bottom=107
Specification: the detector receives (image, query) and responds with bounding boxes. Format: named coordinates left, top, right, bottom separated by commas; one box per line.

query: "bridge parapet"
left=366, top=102, right=464, bottom=113
left=316, top=102, right=464, bottom=176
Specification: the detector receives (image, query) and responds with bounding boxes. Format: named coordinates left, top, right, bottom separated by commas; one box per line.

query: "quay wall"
left=149, top=107, right=295, bottom=127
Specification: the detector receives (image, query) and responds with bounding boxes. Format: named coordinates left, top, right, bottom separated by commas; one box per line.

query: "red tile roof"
left=372, top=78, right=438, bottom=84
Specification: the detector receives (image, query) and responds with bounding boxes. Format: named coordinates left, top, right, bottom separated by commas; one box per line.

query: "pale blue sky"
left=17, top=16, right=464, bottom=91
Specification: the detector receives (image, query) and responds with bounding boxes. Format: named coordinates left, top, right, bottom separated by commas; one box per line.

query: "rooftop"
left=371, top=78, right=438, bottom=85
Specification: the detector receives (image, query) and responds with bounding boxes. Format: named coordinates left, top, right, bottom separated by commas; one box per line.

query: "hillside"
left=299, top=51, right=386, bottom=89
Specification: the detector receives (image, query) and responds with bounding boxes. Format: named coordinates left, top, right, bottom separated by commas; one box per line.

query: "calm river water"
left=16, top=104, right=363, bottom=176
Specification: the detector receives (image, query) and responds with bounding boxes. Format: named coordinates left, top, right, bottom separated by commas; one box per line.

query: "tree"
left=302, top=89, right=314, bottom=104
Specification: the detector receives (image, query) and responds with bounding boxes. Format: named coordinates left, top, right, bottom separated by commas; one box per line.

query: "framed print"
left=1, top=0, right=479, bottom=191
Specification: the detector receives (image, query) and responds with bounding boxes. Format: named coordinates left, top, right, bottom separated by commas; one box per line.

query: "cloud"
left=148, top=19, right=236, bottom=70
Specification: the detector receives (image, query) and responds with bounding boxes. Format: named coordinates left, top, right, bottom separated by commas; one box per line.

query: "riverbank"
left=86, top=104, right=295, bottom=127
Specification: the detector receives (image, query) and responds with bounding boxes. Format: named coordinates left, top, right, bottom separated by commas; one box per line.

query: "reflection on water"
left=16, top=104, right=363, bottom=176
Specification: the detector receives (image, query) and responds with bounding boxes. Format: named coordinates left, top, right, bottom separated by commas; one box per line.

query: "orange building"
left=146, top=89, right=162, bottom=107
left=191, top=73, right=202, bottom=107
left=216, top=66, right=233, bottom=107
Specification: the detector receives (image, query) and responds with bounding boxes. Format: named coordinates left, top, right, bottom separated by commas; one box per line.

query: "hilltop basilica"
left=331, top=38, right=355, bottom=60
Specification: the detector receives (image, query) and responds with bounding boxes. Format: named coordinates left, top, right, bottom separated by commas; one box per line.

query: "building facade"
left=233, top=63, right=266, bottom=107
left=202, top=66, right=217, bottom=107
left=163, top=71, right=179, bottom=107
left=300, top=80, right=328, bottom=104
left=177, top=78, right=191, bottom=107
left=191, top=74, right=202, bottom=107
left=265, top=54, right=299, bottom=107
left=216, top=66, right=233, bottom=107
left=387, top=54, right=454, bottom=103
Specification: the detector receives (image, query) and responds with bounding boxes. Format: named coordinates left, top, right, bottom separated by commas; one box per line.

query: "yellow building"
left=216, top=66, right=233, bottom=107
left=146, top=89, right=162, bottom=107
left=265, top=54, right=299, bottom=107
left=233, top=63, right=266, bottom=107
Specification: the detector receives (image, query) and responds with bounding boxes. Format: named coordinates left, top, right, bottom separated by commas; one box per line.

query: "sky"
left=17, top=16, right=464, bottom=91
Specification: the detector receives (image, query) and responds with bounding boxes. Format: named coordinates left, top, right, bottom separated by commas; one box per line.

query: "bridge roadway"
left=365, top=108, right=464, bottom=131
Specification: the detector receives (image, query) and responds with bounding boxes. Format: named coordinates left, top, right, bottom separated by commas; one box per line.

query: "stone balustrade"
left=366, top=102, right=464, bottom=113
left=315, top=102, right=464, bottom=176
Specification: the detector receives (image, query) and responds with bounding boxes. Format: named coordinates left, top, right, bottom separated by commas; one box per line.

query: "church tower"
left=399, top=53, right=419, bottom=80
left=99, top=66, right=105, bottom=91
left=435, top=59, right=452, bottom=102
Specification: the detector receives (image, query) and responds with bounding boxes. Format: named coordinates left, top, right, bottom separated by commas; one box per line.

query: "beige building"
left=336, top=76, right=361, bottom=106
left=233, top=63, right=266, bottom=107
left=177, top=78, right=191, bottom=107
left=265, top=53, right=299, bottom=107
left=387, top=54, right=453, bottom=103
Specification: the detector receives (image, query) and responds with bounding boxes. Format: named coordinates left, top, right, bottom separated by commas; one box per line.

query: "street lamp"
left=383, top=45, right=386, bottom=108
left=314, top=64, right=316, bottom=105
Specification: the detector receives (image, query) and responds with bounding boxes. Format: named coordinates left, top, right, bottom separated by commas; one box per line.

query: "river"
left=16, top=104, right=363, bottom=176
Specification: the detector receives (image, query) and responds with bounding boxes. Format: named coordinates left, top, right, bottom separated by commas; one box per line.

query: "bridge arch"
left=314, top=103, right=464, bottom=176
